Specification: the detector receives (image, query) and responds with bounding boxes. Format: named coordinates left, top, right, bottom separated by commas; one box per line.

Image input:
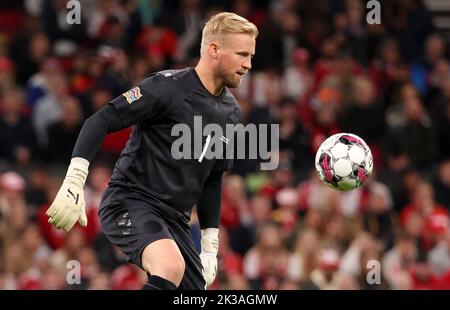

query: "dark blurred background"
left=1, top=0, right=450, bottom=290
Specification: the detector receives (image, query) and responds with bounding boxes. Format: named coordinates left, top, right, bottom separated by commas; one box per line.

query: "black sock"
left=142, top=275, right=178, bottom=290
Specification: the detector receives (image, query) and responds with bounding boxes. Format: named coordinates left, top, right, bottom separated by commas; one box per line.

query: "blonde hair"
left=200, top=12, right=258, bottom=56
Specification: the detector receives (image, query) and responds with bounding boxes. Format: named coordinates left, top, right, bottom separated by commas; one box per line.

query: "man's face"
left=216, top=33, right=255, bottom=88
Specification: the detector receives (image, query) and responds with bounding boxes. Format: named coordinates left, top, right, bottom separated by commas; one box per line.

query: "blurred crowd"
left=1, top=0, right=450, bottom=290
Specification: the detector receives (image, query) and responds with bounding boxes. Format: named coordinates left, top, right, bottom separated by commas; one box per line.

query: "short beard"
left=224, top=75, right=241, bottom=88
left=221, top=73, right=241, bottom=88
left=217, top=65, right=240, bottom=89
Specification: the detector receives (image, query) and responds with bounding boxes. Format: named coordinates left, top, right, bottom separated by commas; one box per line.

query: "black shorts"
left=98, top=185, right=205, bottom=290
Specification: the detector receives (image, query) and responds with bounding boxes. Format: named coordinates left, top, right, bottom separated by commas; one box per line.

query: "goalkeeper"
left=46, top=12, right=257, bottom=290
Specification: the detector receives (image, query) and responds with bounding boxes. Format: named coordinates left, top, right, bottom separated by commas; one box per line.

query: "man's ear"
left=209, top=42, right=219, bottom=59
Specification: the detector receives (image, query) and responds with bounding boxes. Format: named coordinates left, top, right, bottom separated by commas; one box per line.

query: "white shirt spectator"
left=428, top=240, right=450, bottom=276
left=32, top=94, right=63, bottom=147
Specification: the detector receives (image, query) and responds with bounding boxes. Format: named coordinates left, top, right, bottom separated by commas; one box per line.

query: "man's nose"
left=243, top=57, right=252, bottom=71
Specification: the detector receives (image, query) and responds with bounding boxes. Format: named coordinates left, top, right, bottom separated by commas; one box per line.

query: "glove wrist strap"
left=66, top=157, right=90, bottom=186
left=201, top=228, right=219, bottom=254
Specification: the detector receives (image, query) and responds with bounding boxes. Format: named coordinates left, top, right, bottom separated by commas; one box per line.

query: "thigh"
left=141, top=238, right=184, bottom=275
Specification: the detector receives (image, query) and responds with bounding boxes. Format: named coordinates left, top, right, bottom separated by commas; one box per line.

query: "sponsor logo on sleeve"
left=122, top=87, right=142, bottom=104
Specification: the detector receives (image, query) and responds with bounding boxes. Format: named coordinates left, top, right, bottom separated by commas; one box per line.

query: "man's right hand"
left=46, top=157, right=89, bottom=232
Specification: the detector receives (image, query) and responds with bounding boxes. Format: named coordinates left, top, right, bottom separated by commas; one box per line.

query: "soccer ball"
left=315, top=133, right=373, bottom=191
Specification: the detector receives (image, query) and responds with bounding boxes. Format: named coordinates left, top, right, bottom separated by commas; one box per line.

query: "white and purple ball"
left=315, top=133, right=373, bottom=191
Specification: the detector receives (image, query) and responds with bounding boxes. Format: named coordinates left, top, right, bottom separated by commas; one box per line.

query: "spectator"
left=215, top=227, right=243, bottom=289
left=278, top=97, right=312, bottom=179
left=168, top=0, right=203, bottom=63
left=287, top=228, right=320, bottom=283
left=26, top=58, right=63, bottom=110
left=272, top=187, right=300, bottom=237
left=368, top=37, right=404, bottom=97
left=428, top=228, right=450, bottom=277
left=303, top=247, right=348, bottom=290
left=0, top=172, right=27, bottom=227
left=385, top=96, right=438, bottom=170
left=229, top=193, right=272, bottom=256
left=400, top=181, right=449, bottom=251
left=4, top=224, right=51, bottom=278
left=430, top=78, right=450, bottom=160
left=0, top=88, right=37, bottom=165
left=409, top=252, right=441, bottom=290
left=282, top=48, right=313, bottom=100
left=32, top=73, right=69, bottom=148
left=36, top=175, right=67, bottom=250
left=47, top=96, right=83, bottom=164
left=243, top=223, right=288, bottom=289
left=362, top=182, right=395, bottom=245
left=24, top=165, right=50, bottom=209
left=340, top=77, right=385, bottom=146
left=434, top=160, right=450, bottom=210
left=382, top=230, right=417, bottom=289
left=410, top=34, right=445, bottom=95
left=0, top=57, right=15, bottom=94
left=13, top=31, right=50, bottom=86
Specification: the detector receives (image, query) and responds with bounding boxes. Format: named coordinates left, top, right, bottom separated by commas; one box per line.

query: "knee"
left=160, top=255, right=185, bottom=285
left=142, top=249, right=185, bottom=286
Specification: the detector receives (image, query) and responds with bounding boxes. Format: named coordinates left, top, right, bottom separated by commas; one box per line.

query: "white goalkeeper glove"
left=200, top=228, right=219, bottom=288
left=46, top=157, right=89, bottom=232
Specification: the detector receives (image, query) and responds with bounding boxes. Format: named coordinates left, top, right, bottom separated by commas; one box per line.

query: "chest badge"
left=220, top=136, right=230, bottom=144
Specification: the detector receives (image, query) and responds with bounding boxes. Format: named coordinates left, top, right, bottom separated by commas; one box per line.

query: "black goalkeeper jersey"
left=107, top=67, right=241, bottom=213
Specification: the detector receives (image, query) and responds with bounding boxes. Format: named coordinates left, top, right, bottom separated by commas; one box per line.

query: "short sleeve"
left=109, top=74, right=169, bottom=127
